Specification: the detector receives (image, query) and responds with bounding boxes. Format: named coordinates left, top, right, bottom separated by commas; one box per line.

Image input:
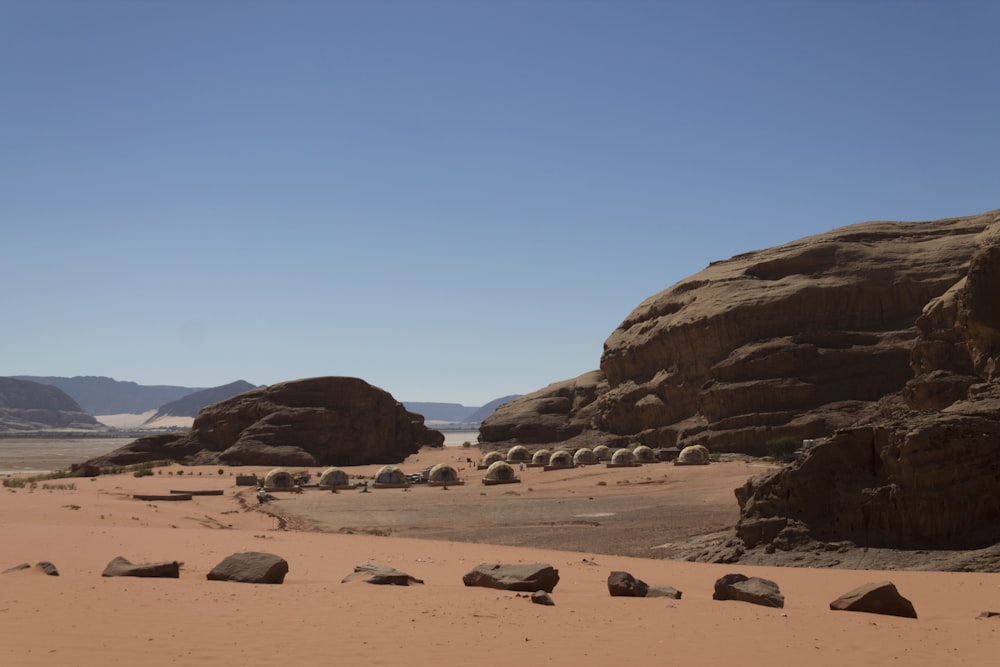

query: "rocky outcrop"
left=0, top=377, right=102, bottom=431
left=481, top=211, right=998, bottom=457
left=726, top=213, right=1000, bottom=554
left=143, top=380, right=257, bottom=422
left=86, top=377, right=444, bottom=467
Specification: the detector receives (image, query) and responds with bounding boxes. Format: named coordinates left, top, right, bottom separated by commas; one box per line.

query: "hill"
left=143, top=380, right=257, bottom=424
left=403, top=395, right=521, bottom=425
left=0, top=377, right=103, bottom=431
left=13, top=376, right=200, bottom=415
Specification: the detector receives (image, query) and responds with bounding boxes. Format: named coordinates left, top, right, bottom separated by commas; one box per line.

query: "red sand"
left=2, top=447, right=998, bottom=666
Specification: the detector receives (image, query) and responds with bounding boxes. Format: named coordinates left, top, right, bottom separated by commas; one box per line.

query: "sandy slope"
left=2, top=447, right=999, bottom=666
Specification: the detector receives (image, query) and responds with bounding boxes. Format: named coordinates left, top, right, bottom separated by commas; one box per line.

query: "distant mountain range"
left=2, top=376, right=519, bottom=431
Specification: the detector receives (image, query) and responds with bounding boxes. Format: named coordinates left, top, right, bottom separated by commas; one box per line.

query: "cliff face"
left=88, top=377, right=444, bottom=467
left=0, top=377, right=102, bottom=431
left=731, top=213, right=1000, bottom=551
left=482, top=211, right=998, bottom=455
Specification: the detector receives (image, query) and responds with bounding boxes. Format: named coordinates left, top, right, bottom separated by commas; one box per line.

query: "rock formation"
left=482, top=211, right=998, bottom=455
left=0, top=377, right=102, bottom=431
left=86, top=376, right=444, bottom=467
left=731, top=214, right=1000, bottom=553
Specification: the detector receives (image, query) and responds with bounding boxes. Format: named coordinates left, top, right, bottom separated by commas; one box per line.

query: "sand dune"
left=2, top=447, right=998, bottom=666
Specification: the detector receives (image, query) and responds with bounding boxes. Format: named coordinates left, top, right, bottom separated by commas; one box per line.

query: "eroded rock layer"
left=482, top=211, right=998, bottom=455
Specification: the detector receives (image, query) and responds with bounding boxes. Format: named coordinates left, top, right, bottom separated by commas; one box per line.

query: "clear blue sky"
left=2, top=0, right=997, bottom=406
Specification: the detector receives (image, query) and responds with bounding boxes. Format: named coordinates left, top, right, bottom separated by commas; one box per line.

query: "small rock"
left=102, top=556, right=180, bottom=578
left=342, top=563, right=424, bottom=586
left=607, top=571, right=649, bottom=597
left=829, top=582, right=917, bottom=619
left=206, top=552, right=288, bottom=584
left=647, top=585, right=683, bottom=600
left=531, top=590, right=555, bottom=606
left=713, top=573, right=784, bottom=608
left=36, top=561, right=60, bottom=576
left=462, top=563, right=560, bottom=593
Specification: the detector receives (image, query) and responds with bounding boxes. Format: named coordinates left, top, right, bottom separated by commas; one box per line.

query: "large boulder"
left=481, top=211, right=997, bottom=455
left=87, top=377, right=444, bottom=467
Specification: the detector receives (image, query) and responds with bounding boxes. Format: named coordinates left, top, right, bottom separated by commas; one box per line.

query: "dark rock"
left=531, top=590, right=555, bottom=606
left=829, top=581, right=917, bottom=619
left=206, top=552, right=288, bottom=584
left=647, top=585, right=683, bottom=599
left=713, top=573, right=784, bottom=608
left=87, top=377, right=445, bottom=468
left=607, top=571, right=649, bottom=597
left=102, top=556, right=180, bottom=578
left=341, top=563, right=424, bottom=586
left=462, top=563, right=560, bottom=593
left=2, top=563, right=31, bottom=574
left=36, top=561, right=60, bottom=576
left=977, top=611, right=1000, bottom=619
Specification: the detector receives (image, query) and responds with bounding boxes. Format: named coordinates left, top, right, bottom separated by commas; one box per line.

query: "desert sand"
left=2, top=446, right=999, bottom=666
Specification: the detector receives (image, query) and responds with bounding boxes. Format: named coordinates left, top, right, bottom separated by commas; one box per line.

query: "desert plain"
left=2, top=444, right=999, bottom=666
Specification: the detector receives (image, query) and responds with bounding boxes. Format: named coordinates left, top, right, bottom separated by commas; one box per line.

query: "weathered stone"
left=531, top=590, right=555, bottom=606
left=646, top=585, right=682, bottom=599
left=829, top=581, right=917, bottom=619
left=206, top=552, right=288, bottom=584
left=462, top=563, right=560, bottom=593
left=87, top=377, right=445, bottom=468
left=102, top=556, right=180, bottom=578
left=713, top=573, right=784, bottom=608
left=341, top=563, right=424, bottom=586
left=607, top=571, right=649, bottom=597
left=2, top=563, right=31, bottom=574
left=36, top=561, right=59, bottom=576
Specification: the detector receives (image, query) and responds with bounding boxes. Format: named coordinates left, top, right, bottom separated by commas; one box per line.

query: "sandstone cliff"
left=87, top=377, right=444, bottom=467
left=729, top=211, right=1000, bottom=555
left=482, top=211, right=998, bottom=455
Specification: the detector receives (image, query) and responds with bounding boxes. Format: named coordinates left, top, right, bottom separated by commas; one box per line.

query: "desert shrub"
left=133, top=469, right=154, bottom=478
left=765, top=437, right=801, bottom=460
left=462, top=441, right=471, bottom=448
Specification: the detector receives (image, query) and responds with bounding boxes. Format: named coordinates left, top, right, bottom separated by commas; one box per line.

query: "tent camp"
left=482, top=460, right=520, bottom=485
left=427, top=463, right=463, bottom=486
left=545, top=449, right=574, bottom=470
left=318, top=466, right=352, bottom=490
left=263, top=468, right=296, bottom=491
left=675, top=444, right=711, bottom=465
left=506, top=445, right=531, bottom=463
left=373, top=465, right=410, bottom=488
left=633, top=445, right=657, bottom=463
left=592, top=445, right=612, bottom=461
left=573, top=448, right=597, bottom=465
left=608, top=448, right=639, bottom=468
left=530, top=449, right=551, bottom=467
left=480, top=451, right=505, bottom=469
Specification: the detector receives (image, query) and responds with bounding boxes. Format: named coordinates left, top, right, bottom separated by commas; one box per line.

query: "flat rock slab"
left=342, top=563, right=424, bottom=586
left=207, top=552, right=288, bottom=584
left=647, top=585, right=683, bottom=600
left=463, top=563, right=560, bottom=593
left=829, top=581, right=917, bottom=619
left=713, top=573, right=784, bottom=608
left=102, top=556, right=180, bottom=578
